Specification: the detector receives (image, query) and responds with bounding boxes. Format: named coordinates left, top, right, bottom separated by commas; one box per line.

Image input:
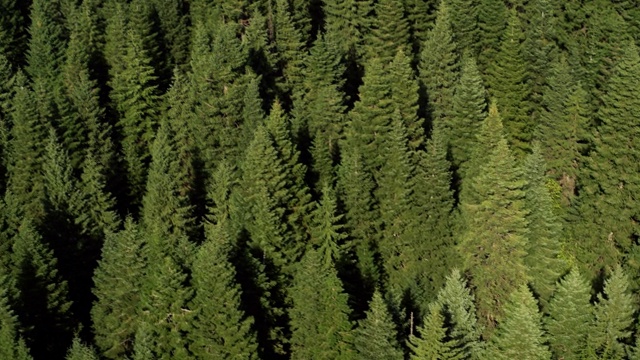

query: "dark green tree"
left=188, top=222, right=259, bottom=359
left=310, top=185, right=347, bottom=262
left=476, top=0, right=507, bottom=73
left=365, top=0, right=411, bottom=65
left=485, top=285, right=551, bottom=360
left=419, top=0, right=459, bottom=125
left=0, top=0, right=27, bottom=67
left=65, top=337, right=99, bottom=360
left=408, top=302, right=456, bottom=360
left=589, top=266, right=635, bottom=359
left=0, top=276, right=32, bottom=360
left=546, top=268, right=593, bottom=360
left=449, top=54, right=487, bottom=177
left=459, top=136, right=529, bottom=328
left=354, top=291, right=404, bottom=360
left=289, top=248, right=355, bottom=360
left=486, top=9, right=531, bottom=157
left=91, top=219, right=146, bottom=359
left=523, top=143, right=566, bottom=308
left=274, top=0, right=306, bottom=99
left=149, top=0, right=190, bottom=71
left=389, top=49, right=424, bottom=154
left=449, top=0, right=480, bottom=55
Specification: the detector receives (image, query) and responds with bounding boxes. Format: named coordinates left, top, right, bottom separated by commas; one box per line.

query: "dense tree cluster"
left=0, top=0, right=640, bottom=358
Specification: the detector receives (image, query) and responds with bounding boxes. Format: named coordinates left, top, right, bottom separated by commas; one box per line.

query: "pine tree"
left=149, top=0, right=190, bottom=70
left=434, top=269, right=483, bottom=359
left=411, top=124, right=457, bottom=306
left=12, top=220, right=73, bottom=359
left=485, top=285, right=551, bottom=360
left=188, top=222, right=259, bottom=359
left=404, top=0, right=439, bottom=51
left=110, top=28, right=160, bottom=210
left=354, top=291, right=404, bottom=360
left=449, top=54, right=487, bottom=177
left=388, top=49, right=424, bottom=153
left=290, top=248, right=354, bottom=360
left=459, top=136, right=529, bottom=327
left=0, top=0, right=27, bottom=67
left=589, top=266, right=635, bottom=359
left=523, top=143, right=566, bottom=308
left=66, top=337, right=99, bottom=360
left=573, top=42, right=640, bottom=277
left=310, top=185, right=347, bottom=263
left=476, top=0, right=507, bottom=73
left=274, top=0, right=306, bottom=99
left=419, top=0, right=459, bottom=125
left=408, top=302, right=457, bottom=360
left=132, top=321, right=154, bottom=360
left=486, top=9, right=531, bottom=157
left=546, top=268, right=593, bottom=360
left=0, top=276, right=33, bottom=360
left=91, top=219, right=146, bottom=359
left=365, top=0, right=411, bottom=65
left=448, top=0, right=480, bottom=55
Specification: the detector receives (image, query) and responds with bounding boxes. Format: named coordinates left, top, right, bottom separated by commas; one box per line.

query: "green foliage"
left=448, top=0, right=480, bottom=55
left=388, top=50, right=423, bottom=153
left=419, top=1, right=459, bottom=124
left=0, top=276, right=33, bottom=360
left=523, top=144, right=566, bottom=308
left=91, top=219, right=146, bottom=359
left=290, top=248, right=354, bottom=360
left=365, top=0, right=411, bottom=65
left=546, top=268, right=593, bottom=360
left=188, top=222, right=259, bottom=359
left=476, top=0, right=507, bottom=73
left=0, top=0, right=27, bottom=67
left=310, top=185, right=347, bottom=264
left=589, top=266, right=635, bottom=359
left=408, top=302, right=457, bottom=360
left=354, top=291, right=404, bottom=360
left=66, top=337, right=99, bottom=360
left=485, top=285, right=551, bottom=360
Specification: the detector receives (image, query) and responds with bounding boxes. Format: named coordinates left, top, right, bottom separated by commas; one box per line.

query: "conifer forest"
left=4, top=0, right=640, bottom=358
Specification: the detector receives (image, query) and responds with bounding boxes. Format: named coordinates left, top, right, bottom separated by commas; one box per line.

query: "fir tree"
left=289, top=248, right=354, bottom=360
left=0, top=0, right=27, bottom=67
left=546, top=268, right=593, bottom=360
left=274, top=0, right=306, bottom=99
left=149, top=0, right=190, bottom=70
left=310, top=185, right=347, bottom=263
left=365, top=0, right=411, bottom=65
left=408, top=302, right=457, bottom=360
left=0, top=276, right=33, bottom=360
left=65, top=337, right=99, bottom=360
left=12, top=220, right=73, bottom=359
left=573, top=42, right=640, bottom=277
left=485, top=285, right=551, bottom=360
left=449, top=54, right=487, bottom=177
left=354, top=291, right=404, bottom=360
left=523, top=143, right=566, bottom=308
left=486, top=9, right=531, bottom=157
left=448, top=0, right=480, bottom=55
left=589, top=266, right=635, bottom=359
left=419, top=0, right=459, bottom=125
left=388, top=49, right=424, bottom=153
left=188, top=222, right=259, bottom=359
left=476, top=0, right=507, bottom=73
left=459, top=136, right=529, bottom=327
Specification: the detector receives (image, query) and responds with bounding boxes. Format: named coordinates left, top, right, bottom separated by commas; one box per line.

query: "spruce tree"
left=523, top=143, right=566, bottom=308
left=546, top=268, right=593, bottom=360
left=449, top=54, right=487, bottom=176
left=388, top=49, right=424, bottom=153
left=448, top=0, right=480, bottom=55
left=573, top=42, right=640, bottom=277
left=289, top=248, right=354, bottom=360
left=310, top=185, right=347, bottom=263
left=485, top=285, right=551, bottom=360
left=589, top=266, right=635, bottom=359
left=274, top=0, right=306, bottom=99
left=65, top=337, right=99, bottom=360
left=0, top=276, right=33, bottom=360
left=149, top=0, right=190, bottom=70
left=12, top=220, right=73, bottom=359
left=91, top=219, right=146, bottom=359
left=0, top=0, right=27, bottom=67
left=459, top=136, right=529, bottom=327
left=354, top=291, right=404, bottom=360
left=188, top=222, right=258, bottom=359
left=419, top=0, right=459, bottom=125
left=408, top=302, right=456, bottom=360
left=476, top=0, right=507, bottom=73
left=486, top=9, right=531, bottom=157
left=365, top=0, right=411, bottom=65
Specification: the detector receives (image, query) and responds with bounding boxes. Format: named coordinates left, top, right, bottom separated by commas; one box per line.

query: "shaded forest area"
left=1, top=0, right=640, bottom=358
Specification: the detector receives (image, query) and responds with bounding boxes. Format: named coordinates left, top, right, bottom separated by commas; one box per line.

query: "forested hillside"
left=1, top=0, right=640, bottom=358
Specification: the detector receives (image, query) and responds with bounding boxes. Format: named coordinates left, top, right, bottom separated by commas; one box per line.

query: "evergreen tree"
left=419, top=1, right=459, bottom=125
left=485, top=285, right=551, bottom=360
left=523, top=144, right=566, bottom=308
left=0, top=0, right=27, bottom=67
left=408, top=302, right=457, bottom=360
left=354, top=291, right=404, bottom=360
left=0, top=276, right=33, bottom=360
left=12, top=220, right=73, bottom=359
left=365, top=0, right=411, bottom=65
left=289, top=248, right=354, bottom=360
left=188, top=222, right=258, bottom=359
left=66, top=337, right=99, bottom=360
left=149, top=0, right=190, bottom=70
left=274, top=0, right=306, bottom=99
left=459, top=135, right=529, bottom=327
left=573, top=42, right=640, bottom=276
left=389, top=49, right=424, bottom=153
left=310, top=185, right=347, bottom=263
left=486, top=9, right=531, bottom=157
left=434, top=270, right=483, bottom=359
left=449, top=0, right=480, bottom=55
left=546, top=268, right=593, bottom=360
left=449, top=54, right=487, bottom=176
left=589, top=266, right=635, bottom=359
left=411, top=124, right=456, bottom=306
left=91, top=219, right=146, bottom=359
left=476, top=0, right=507, bottom=73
